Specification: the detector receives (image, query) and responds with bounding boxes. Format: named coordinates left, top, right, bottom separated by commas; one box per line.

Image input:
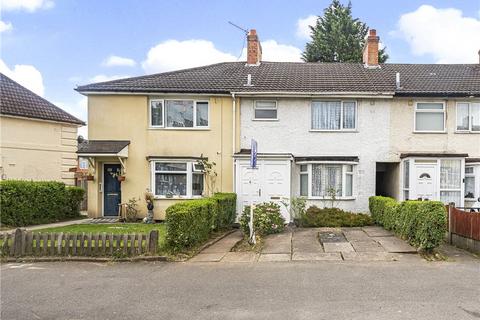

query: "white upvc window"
left=402, top=160, right=410, bottom=200
left=78, top=157, right=89, bottom=170
left=149, top=99, right=209, bottom=129
left=299, top=163, right=355, bottom=199
left=414, top=102, right=446, bottom=132
left=254, top=100, right=277, bottom=120
left=151, top=161, right=204, bottom=198
left=465, top=166, right=476, bottom=199
left=311, top=100, right=357, bottom=131
left=456, top=102, right=480, bottom=132
left=439, top=159, right=462, bottom=205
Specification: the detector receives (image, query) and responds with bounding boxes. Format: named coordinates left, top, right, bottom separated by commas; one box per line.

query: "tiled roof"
left=1, top=73, right=84, bottom=125
left=77, top=140, right=130, bottom=154
left=76, top=62, right=480, bottom=97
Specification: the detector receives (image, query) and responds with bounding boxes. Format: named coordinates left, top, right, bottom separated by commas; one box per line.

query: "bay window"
left=311, top=101, right=356, bottom=131
left=149, top=99, right=209, bottom=128
left=152, top=161, right=204, bottom=198
left=414, top=102, right=445, bottom=132
left=440, top=159, right=462, bottom=205
left=299, top=163, right=355, bottom=198
left=456, top=102, right=480, bottom=132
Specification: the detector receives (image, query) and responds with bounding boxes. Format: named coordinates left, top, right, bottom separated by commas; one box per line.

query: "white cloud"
left=54, top=97, right=88, bottom=137
left=394, top=5, right=480, bottom=63
left=256, top=40, right=302, bottom=62
left=1, top=0, right=54, bottom=12
left=142, top=39, right=236, bottom=73
left=296, top=15, right=317, bottom=39
left=0, top=20, right=13, bottom=33
left=0, top=59, right=44, bottom=96
left=102, top=55, right=136, bottom=67
left=89, top=74, right=130, bottom=83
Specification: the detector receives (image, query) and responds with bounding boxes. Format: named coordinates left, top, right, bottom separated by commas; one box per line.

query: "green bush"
left=165, top=193, right=237, bottom=252
left=212, top=193, right=236, bottom=229
left=0, top=180, right=85, bottom=227
left=239, top=202, right=285, bottom=236
left=298, top=206, right=373, bottom=227
left=369, top=196, right=447, bottom=251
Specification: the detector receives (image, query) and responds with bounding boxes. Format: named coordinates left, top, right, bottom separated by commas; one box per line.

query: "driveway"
left=1, top=259, right=479, bottom=320
left=190, top=226, right=423, bottom=263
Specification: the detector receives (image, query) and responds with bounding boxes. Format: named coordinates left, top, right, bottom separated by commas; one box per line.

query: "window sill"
left=454, top=131, right=480, bottom=134
left=153, top=196, right=203, bottom=200
left=306, top=197, right=356, bottom=201
left=309, top=130, right=358, bottom=133
left=412, top=131, right=447, bottom=134
left=252, top=118, right=279, bottom=122
left=148, top=127, right=210, bottom=131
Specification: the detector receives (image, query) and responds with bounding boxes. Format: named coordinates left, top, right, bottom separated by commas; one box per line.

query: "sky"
left=1, top=0, right=480, bottom=137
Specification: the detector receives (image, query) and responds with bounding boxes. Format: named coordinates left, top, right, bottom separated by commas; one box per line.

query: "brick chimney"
left=247, top=29, right=262, bottom=65
left=363, top=29, right=379, bottom=67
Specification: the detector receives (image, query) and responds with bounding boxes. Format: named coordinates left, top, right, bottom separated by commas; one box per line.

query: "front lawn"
left=33, top=223, right=167, bottom=251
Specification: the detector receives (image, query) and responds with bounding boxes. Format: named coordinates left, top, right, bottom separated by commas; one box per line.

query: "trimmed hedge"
left=165, top=193, right=236, bottom=252
left=0, top=180, right=85, bottom=227
left=298, top=206, right=373, bottom=227
left=369, top=196, right=447, bottom=251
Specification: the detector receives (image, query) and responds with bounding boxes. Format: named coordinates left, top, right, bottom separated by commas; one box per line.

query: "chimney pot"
left=363, top=28, right=380, bottom=67
left=247, top=29, right=262, bottom=65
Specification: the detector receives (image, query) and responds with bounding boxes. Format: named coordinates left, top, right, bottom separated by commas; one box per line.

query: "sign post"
left=249, top=139, right=257, bottom=245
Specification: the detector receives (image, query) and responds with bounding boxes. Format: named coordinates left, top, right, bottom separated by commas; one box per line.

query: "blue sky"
left=1, top=0, right=479, bottom=136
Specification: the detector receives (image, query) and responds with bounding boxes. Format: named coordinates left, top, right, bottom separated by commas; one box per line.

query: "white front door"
left=235, top=159, right=291, bottom=222
left=415, top=165, right=436, bottom=200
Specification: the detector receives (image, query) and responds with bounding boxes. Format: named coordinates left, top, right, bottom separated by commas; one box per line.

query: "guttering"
left=76, top=90, right=231, bottom=97
left=231, top=91, right=394, bottom=98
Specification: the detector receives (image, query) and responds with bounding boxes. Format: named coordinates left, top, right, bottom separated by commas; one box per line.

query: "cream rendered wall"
left=239, top=97, right=393, bottom=212
left=389, top=99, right=480, bottom=157
left=0, top=116, right=78, bottom=185
left=86, top=95, right=235, bottom=219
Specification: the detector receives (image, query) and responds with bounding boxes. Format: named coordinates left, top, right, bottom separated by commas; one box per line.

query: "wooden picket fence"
left=0, top=229, right=159, bottom=257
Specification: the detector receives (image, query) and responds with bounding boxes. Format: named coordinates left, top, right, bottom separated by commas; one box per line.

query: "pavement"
left=1, top=258, right=479, bottom=320
left=191, top=226, right=423, bottom=263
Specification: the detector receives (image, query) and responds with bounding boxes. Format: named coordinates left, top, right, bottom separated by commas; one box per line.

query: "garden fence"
left=447, top=205, right=480, bottom=253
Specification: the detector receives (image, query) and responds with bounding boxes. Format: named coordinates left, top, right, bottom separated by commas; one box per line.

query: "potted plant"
left=86, top=174, right=94, bottom=181
left=117, top=175, right=126, bottom=182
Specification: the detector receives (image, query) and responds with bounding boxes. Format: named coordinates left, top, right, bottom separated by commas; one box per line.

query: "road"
left=1, top=259, right=479, bottom=320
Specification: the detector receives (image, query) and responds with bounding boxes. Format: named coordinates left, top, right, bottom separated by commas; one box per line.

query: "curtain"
left=312, top=164, right=342, bottom=197
left=472, top=103, right=480, bottom=131
left=312, top=101, right=341, bottom=130
left=343, top=102, right=356, bottom=129
left=440, top=191, right=461, bottom=206
left=312, top=165, right=322, bottom=196
left=456, top=103, right=469, bottom=130
left=196, top=102, right=209, bottom=126
left=440, top=159, right=461, bottom=189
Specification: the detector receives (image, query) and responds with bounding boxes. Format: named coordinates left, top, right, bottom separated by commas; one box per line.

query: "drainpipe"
left=231, top=93, right=236, bottom=192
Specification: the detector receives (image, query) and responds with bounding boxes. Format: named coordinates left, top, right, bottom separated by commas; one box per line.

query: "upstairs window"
left=415, top=102, right=445, bottom=132
left=311, top=101, right=356, bottom=131
left=456, top=102, right=480, bottom=132
left=254, top=100, right=277, bottom=120
left=149, top=99, right=209, bottom=128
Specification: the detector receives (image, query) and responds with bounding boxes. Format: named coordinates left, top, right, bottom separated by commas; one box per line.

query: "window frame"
left=310, top=100, right=357, bottom=132
left=455, top=102, right=480, bottom=133
left=150, top=160, right=204, bottom=199
left=413, top=101, right=446, bottom=133
left=464, top=165, right=476, bottom=199
left=253, top=100, right=278, bottom=121
left=149, top=99, right=210, bottom=130
left=298, top=162, right=356, bottom=199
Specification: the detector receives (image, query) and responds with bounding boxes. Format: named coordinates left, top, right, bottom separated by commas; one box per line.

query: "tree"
left=302, top=0, right=388, bottom=63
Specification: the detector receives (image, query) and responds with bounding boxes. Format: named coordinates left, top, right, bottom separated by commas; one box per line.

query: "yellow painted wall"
left=0, top=116, right=78, bottom=185
left=86, top=95, right=237, bottom=219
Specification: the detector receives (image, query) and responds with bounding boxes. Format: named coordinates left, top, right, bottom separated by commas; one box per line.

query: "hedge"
left=165, top=193, right=236, bottom=252
left=0, top=180, right=85, bottom=227
left=298, top=206, right=373, bottom=227
left=369, top=196, right=447, bottom=251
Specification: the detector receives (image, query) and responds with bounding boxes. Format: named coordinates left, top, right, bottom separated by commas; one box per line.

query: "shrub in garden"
left=298, top=206, right=373, bottom=227
left=0, top=180, right=84, bottom=227
left=239, top=202, right=285, bottom=236
left=212, top=193, right=236, bottom=229
left=369, top=196, right=447, bottom=251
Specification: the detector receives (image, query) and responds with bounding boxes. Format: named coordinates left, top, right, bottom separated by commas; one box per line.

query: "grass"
left=33, top=223, right=167, bottom=252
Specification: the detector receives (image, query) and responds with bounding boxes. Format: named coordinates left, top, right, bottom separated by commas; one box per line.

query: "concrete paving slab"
left=201, top=231, right=243, bottom=254
left=350, top=240, right=385, bottom=252
left=292, top=252, right=342, bottom=261
left=292, top=231, right=324, bottom=253
left=342, top=229, right=371, bottom=242
left=375, top=236, right=417, bottom=253
left=262, top=233, right=292, bottom=254
left=258, top=254, right=291, bottom=262
left=341, top=252, right=393, bottom=261
left=362, top=226, right=394, bottom=237
left=221, top=252, right=258, bottom=263
left=323, top=242, right=355, bottom=253
left=189, top=253, right=226, bottom=262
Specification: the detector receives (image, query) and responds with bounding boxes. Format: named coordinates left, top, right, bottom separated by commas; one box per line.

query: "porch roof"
left=294, top=156, right=359, bottom=162
left=77, top=140, right=130, bottom=156
left=466, top=158, right=480, bottom=163
left=400, top=152, right=469, bottom=159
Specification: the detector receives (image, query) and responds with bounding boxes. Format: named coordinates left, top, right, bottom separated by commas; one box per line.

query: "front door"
left=103, top=164, right=121, bottom=216
left=415, top=165, right=436, bottom=200
left=235, top=159, right=291, bottom=222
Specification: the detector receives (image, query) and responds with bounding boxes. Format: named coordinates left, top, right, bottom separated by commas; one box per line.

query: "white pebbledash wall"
left=239, top=97, right=393, bottom=213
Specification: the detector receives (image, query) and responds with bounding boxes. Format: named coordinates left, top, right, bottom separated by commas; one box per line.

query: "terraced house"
left=76, top=29, right=480, bottom=221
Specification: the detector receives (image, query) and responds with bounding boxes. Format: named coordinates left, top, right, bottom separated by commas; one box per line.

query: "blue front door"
left=103, top=164, right=121, bottom=216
